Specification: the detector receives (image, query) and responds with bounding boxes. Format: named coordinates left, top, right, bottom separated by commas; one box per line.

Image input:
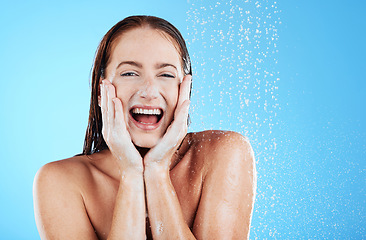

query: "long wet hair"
left=82, top=15, right=192, bottom=155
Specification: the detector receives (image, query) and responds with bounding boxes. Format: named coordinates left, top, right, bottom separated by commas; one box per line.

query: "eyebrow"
left=116, top=61, right=142, bottom=69
left=155, top=63, right=177, bottom=70
left=116, top=61, right=177, bottom=71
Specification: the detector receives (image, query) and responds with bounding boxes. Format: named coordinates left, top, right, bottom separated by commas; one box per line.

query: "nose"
left=137, top=76, right=159, bottom=100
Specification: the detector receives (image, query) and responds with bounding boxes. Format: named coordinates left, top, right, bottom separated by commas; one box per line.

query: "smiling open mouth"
left=130, top=108, right=164, bottom=125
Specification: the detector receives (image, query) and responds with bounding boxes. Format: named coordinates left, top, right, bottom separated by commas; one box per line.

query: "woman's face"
left=104, top=27, right=183, bottom=148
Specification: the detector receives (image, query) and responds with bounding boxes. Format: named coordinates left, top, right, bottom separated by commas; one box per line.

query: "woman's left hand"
left=143, top=75, right=192, bottom=170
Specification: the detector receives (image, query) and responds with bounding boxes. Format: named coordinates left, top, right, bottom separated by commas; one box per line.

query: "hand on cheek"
left=100, top=80, right=143, bottom=174
left=144, top=75, right=192, bottom=170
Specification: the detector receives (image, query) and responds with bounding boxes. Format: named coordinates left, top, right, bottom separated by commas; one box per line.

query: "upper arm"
left=33, top=161, right=98, bottom=240
left=193, top=131, right=256, bottom=240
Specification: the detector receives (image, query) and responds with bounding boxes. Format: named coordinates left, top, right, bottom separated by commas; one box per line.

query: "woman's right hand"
left=100, top=80, right=143, bottom=174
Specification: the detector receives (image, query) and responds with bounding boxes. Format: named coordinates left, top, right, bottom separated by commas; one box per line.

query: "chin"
left=132, top=135, right=160, bottom=149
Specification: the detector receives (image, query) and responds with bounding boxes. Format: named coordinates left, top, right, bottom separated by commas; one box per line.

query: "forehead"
left=109, top=27, right=181, bottom=66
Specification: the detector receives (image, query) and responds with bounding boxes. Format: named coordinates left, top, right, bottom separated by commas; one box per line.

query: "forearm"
left=144, top=166, right=196, bottom=240
left=108, top=171, right=145, bottom=240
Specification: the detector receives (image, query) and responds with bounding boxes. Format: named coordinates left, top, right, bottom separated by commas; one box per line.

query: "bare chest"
left=84, top=155, right=204, bottom=239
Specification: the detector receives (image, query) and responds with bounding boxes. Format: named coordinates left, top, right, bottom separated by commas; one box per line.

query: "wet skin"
left=34, top=130, right=255, bottom=239
left=33, top=27, right=256, bottom=239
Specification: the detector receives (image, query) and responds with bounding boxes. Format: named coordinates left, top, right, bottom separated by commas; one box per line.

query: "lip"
left=129, top=105, right=164, bottom=131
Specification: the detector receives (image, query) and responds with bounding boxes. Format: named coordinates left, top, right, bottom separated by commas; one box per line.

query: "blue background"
left=0, top=0, right=364, bottom=239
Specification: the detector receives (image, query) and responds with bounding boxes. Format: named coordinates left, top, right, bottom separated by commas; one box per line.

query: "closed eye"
left=160, top=73, right=175, bottom=78
left=121, top=72, right=138, bottom=77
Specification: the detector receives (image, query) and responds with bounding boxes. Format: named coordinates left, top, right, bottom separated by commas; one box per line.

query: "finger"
left=106, top=82, right=116, bottom=122
left=112, top=97, right=125, bottom=128
left=166, top=100, right=190, bottom=140
left=177, top=75, right=192, bottom=107
left=145, top=99, right=190, bottom=164
left=174, top=99, right=190, bottom=128
left=100, top=81, right=108, bottom=128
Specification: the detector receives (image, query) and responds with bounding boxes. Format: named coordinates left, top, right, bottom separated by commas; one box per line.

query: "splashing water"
left=187, top=0, right=280, bottom=149
left=186, top=0, right=280, bottom=238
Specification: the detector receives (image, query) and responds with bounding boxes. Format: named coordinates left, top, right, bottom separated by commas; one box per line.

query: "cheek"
left=166, top=85, right=179, bottom=109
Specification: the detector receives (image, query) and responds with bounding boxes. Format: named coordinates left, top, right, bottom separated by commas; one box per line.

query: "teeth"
left=132, top=108, right=162, bottom=115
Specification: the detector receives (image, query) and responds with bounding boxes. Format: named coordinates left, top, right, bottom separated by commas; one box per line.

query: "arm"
left=144, top=166, right=195, bottom=240
left=33, top=159, right=145, bottom=240
left=34, top=81, right=146, bottom=239
left=33, top=162, right=99, bottom=240
left=143, top=131, right=256, bottom=240
left=108, top=171, right=145, bottom=239
left=101, top=81, right=146, bottom=239
left=143, top=75, right=195, bottom=239
left=193, top=132, right=257, bottom=239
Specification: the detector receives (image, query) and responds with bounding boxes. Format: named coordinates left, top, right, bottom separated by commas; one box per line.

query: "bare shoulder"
left=33, top=155, right=98, bottom=239
left=188, top=130, right=255, bottom=170
left=34, top=154, right=93, bottom=190
left=189, top=130, right=252, bottom=148
left=189, top=131, right=256, bottom=238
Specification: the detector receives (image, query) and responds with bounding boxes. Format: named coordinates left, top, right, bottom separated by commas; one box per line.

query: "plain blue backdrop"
left=0, top=0, right=365, bottom=239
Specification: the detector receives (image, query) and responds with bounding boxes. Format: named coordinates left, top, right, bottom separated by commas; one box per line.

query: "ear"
left=98, top=78, right=103, bottom=107
left=98, top=95, right=101, bottom=107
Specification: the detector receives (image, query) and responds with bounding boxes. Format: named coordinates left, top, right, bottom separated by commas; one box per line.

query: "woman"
left=33, top=15, right=256, bottom=239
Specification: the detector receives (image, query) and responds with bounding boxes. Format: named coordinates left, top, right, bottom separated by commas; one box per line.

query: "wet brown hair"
left=82, top=15, right=192, bottom=155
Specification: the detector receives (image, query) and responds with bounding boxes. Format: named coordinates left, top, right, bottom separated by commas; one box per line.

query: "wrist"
left=143, top=154, right=170, bottom=170
left=111, top=151, right=144, bottom=175
left=143, top=163, right=170, bottom=180
left=119, top=170, right=144, bottom=190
